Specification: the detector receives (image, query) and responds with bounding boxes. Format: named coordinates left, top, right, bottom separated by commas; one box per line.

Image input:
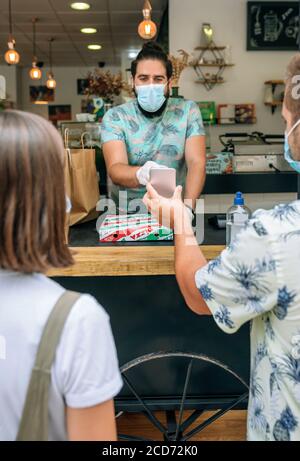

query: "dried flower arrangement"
left=85, top=69, right=133, bottom=103
left=168, top=49, right=190, bottom=87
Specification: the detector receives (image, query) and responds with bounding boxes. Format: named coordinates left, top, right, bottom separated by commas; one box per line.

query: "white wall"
left=169, top=0, right=298, bottom=211
left=169, top=0, right=296, bottom=151
left=0, top=65, right=19, bottom=105
left=20, top=65, right=120, bottom=119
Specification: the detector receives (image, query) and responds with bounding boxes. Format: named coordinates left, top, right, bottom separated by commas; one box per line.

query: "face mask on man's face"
left=284, top=118, right=300, bottom=173
left=135, top=83, right=168, bottom=113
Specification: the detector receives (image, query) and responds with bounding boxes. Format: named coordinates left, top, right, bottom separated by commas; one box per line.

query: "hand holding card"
left=150, top=167, right=176, bottom=198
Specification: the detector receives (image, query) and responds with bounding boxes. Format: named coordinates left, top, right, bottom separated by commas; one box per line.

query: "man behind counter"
left=101, top=42, right=206, bottom=214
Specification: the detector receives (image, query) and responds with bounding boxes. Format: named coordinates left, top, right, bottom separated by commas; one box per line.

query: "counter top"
left=48, top=214, right=225, bottom=277
left=48, top=244, right=225, bottom=277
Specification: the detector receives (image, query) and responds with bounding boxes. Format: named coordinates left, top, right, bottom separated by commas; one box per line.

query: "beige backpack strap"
left=16, top=290, right=81, bottom=441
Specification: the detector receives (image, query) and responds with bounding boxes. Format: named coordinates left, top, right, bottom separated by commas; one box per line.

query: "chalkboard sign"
left=247, top=1, right=299, bottom=50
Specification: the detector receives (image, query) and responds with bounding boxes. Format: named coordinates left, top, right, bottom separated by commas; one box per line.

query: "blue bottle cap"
left=234, top=191, right=244, bottom=206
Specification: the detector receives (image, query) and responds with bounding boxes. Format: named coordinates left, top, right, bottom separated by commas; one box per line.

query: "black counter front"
left=203, top=172, right=298, bottom=194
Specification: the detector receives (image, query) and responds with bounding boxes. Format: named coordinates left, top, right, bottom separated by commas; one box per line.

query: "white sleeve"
left=54, top=294, right=123, bottom=408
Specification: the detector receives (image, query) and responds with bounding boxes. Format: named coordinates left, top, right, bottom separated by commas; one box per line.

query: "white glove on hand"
left=136, top=161, right=168, bottom=186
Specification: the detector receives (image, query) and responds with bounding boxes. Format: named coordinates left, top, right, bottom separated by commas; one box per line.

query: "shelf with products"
left=265, top=80, right=284, bottom=85
left=191, top=63, right=234, bottom=68
left=264, top=80, right=284, bottom=114
left=264, top=101, right=282, bottom=107
left=194, top=46, right=226, bottom=51
left=198, top=102, right=257, bottom=126
left=195, top=78, right=226, bottom=85
left=203, top=120, right=257, bottom=126
left=190, top=42, right=234, bottom=90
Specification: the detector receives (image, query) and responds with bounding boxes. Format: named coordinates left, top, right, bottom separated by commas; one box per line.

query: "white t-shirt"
left=0, top=269, right=123, bottom=441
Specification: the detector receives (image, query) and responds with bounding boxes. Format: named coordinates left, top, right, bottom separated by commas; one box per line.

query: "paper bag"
left=64, top=130, right=100, bottom=226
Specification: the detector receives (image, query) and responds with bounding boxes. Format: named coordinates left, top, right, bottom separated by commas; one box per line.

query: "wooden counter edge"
left=48, top=245, right=225, bottom=277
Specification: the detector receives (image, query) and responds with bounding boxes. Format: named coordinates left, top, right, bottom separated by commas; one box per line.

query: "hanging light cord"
left=49, top=38, right=53, bottom=73
left=106, top=0, right=117, bottom=63
left=143, top=0, right=152, bottom=20
left=8, top=0, right=13, bottom=39
left=32, top=18, right=37, bottom=60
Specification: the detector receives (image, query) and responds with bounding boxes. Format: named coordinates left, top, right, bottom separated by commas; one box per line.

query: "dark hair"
left=285, top=54, right=300, bottom=123
left=0, top=110, right=74, bottom=273
left=131, top=42, right=173, bottom=79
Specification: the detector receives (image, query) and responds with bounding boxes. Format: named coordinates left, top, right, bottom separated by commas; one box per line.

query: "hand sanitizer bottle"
left=226, top=192, right=251, bottom=246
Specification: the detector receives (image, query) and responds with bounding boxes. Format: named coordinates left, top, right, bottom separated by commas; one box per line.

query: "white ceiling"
left=0, top=0, right=168, bottom=67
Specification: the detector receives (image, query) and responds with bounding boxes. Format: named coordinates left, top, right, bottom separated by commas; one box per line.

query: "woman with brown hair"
left=0, top=110, right=122, bottom=441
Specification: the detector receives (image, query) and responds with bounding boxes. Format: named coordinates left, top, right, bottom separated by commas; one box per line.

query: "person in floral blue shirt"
left=101, top=42, right=206, bottom=212
left=143, top=55, right=300, bottom=441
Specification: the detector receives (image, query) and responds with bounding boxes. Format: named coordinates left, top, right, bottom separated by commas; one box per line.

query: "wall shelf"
left=195, top=79, right=225, bottom=85
left=191, top=42, right=234, bottom=90
left=204, top=119, right=257, bottom=126
left=265, top=80, right=284, bottom=85
left=264, top=80, right=284, bottom=114
left=195, top=46, right=226, bottom=51
left=264, top=101, right=282, bottom=104
left=190, top=63, right=234, bottom=67
left=264, top=101, right=282, bottom=107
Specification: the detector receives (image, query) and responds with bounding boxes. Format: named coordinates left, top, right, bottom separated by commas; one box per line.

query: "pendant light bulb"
left=5, top=1, right=20, bottom=64
left=29, top=62, right=42, bottom=80
left=5, top=43, right=20, bottom=65
left=46, top=73, right=56, bottom=89
left=30, top=18, right=42, bottom=80
left=46, top=38, right=56, bottom=89
left=138, top=20, right=157, bottom=40
left=138, top=0, right=157, bottom=40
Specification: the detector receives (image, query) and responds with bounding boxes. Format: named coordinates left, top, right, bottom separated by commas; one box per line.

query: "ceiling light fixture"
left=29, top=18, right=42, bottom=80
left=46, top=38, right=56, bottom=89
left=128, top=51, right=138, bottom=59
left=70, top=2, right=90, bottom=10
left=138, top=0, right=157, bottom=40
left=4, top=0, right=20, bottom=65
left=81, top=27, right=97, bottom=34
left=88, top=44, right=102, bottom=50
